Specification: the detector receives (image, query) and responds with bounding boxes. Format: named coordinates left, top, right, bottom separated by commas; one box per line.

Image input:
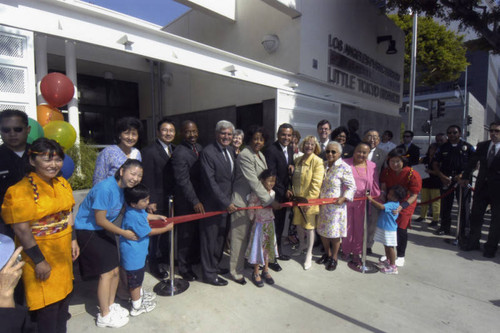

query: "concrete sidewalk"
left=67, top=217, right=499, bottom=333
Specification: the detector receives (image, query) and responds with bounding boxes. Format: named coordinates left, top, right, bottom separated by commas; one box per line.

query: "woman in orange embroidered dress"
left=1, top=138, right=78, bottom=333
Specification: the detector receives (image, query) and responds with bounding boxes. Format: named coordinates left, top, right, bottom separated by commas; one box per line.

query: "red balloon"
left=40, top=73, right=75, bottom=108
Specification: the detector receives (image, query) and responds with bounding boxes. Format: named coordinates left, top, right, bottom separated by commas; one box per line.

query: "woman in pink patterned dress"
left=317, top=142, right=356, bottom=271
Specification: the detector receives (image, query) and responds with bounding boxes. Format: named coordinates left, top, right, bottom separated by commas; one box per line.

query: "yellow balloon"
left=43, top=121, right=77, bottom=150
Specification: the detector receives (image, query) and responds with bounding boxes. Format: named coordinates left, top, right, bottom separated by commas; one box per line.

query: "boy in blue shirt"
left=367, top=185, right=407, bottom=275
left=120, top=184, right=173, bottom=316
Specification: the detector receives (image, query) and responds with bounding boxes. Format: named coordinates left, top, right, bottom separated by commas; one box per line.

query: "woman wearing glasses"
left=316, top=141, right=356, bottom=271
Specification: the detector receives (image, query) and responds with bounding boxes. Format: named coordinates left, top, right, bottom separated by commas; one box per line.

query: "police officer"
left=432, top=125, right=474, bottom=238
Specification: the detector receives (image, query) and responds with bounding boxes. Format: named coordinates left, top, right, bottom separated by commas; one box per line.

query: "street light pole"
left=408, top=11, right=418, bottom=131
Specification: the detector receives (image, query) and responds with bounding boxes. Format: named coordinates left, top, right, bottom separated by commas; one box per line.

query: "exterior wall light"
left=262, top=34, right=280, bottom=54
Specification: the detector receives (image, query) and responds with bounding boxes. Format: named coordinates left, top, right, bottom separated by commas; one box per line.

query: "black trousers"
left=273, top=208, right=286, bottom=255
left=31, top=292, right=72, bottom=333
left=176, top=219, right=200, bottom=274
left=440, top=185, right=471, bottom=237
left=468, top=184, right=500, bottom=254
left=396, top=228, right=408, bottom=258
left=199, top=214, right=227, bottom=280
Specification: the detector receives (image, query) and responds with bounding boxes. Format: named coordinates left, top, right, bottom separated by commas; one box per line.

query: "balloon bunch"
left=30, top=73, right=77, bottom=179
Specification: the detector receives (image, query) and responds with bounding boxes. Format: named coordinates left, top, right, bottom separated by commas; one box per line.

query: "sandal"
left=251, top=272, right=264, bottom=288
left=261, top=271, right=275, bottom=285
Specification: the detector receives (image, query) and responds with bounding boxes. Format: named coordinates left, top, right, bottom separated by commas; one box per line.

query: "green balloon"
left=27, top=117, right=44, bottom=144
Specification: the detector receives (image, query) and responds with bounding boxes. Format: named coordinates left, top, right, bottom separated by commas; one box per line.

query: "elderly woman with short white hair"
left=316, top=141, right=356, bottom=271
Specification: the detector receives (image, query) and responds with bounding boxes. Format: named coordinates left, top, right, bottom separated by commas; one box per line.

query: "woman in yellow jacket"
left=291, top=135, right=324, bottom=270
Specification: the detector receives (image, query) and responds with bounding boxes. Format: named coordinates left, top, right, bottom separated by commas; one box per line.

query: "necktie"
left=167, top=145, right=172, bottom=157
left=223, top=148, right=232, bottom=172
left=488, top=145, right=496, bottom=167
left=192, top=144, right=199, bottom=157
left=284, top=148, right=288, bottom=164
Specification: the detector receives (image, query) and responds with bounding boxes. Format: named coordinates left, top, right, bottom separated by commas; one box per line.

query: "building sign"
left=327, top=35, right=401, bottom=104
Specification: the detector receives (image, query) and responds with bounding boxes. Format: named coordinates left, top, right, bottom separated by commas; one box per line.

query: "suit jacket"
left=141, top=140, right=174, bottom=212
left=199, top=143, right=235, bottom=211
left=171, top=141, right=203, bottom=214
left=232, top=147, right=273, bottom=208
left=397, top=143, right=421, bottom=166
left=292, top=153, right=325, bottom=216
left=370, top=147, right=387, bottom=177
left=463, top=140, right=500, bottom=198
left=264, top=141, right=294, bottom=202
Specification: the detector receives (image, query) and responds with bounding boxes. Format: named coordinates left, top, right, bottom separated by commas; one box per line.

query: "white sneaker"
left=96, top=311, right=129, bottom=328
left=395, top=257, right=405, bottom=267
left=110, top=303, right=129, bottom=317
left=142, top=289, right=157, bottom=302
left=130, top=300, right=157, bottom=317
left=379, top=255, right=387, bottom=262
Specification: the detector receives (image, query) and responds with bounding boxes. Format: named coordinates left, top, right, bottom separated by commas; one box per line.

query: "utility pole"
left=408, top=11, right=418, bottom=131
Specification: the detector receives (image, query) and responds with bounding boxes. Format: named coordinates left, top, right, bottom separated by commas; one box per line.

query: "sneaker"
left=130, top=300, right=157, bottom=317
left=96, top=311, right=129, bottom=328
left=142, top=289, right=157, bottom=302
left=395, top=257, right=405, bottom=267
left=380, top=265, right=398, bottom=275
left=377, top=259, right=390, bottom=268
left=379, top=255, right=387, bottom=262
left=415, top=217, right=425, bottom=222
left=110, top=303, right=129, bottom=317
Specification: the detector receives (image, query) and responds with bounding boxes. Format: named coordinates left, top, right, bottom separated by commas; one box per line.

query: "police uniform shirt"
left=434, top=140, right=475, bottom=178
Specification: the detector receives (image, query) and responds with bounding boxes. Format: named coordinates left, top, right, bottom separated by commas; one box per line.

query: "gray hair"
left=326, top=141, right=343, bottom=155
left=215, top=120, right=235, bottom=133
left=234, top=129, right=244, bottom=139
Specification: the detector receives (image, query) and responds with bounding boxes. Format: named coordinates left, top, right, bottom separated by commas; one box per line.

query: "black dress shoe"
left=180, top=271, right=198, bottom=281
left=429, top=221, right=439, bottom=227
left=268, top=262, right=282, bottom=272
left=203, top=277, right=228, bottom=286
left=217, top=268, right=229, bottom=275
left=326, top=258, right=337, bottom=271
left=233, top=277, right=247, bottom=285
left=315, top=254, right=328, bottom=265
left=251, top=273, right=264, bottom=288
left=150, top=267, right=169, bottom=280
left=279, top=254, right=290, bottom=261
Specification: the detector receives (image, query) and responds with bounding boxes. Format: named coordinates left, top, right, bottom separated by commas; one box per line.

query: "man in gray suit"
left=199, top=120, right=238, bottom=286
left=363, top=129, right=387, bottom=254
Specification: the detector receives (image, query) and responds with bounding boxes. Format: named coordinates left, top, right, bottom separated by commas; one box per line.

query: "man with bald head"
left=363, top=129, right=387, bottom=254
left=170, top=120, right=204, bottom=281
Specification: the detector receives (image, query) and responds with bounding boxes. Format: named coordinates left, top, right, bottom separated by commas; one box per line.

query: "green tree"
left=390, top=14, right=468, bottom=87
left=387, top=0, right=500, bottom=53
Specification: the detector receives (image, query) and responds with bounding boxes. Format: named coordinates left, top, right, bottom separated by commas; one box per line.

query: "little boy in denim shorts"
left=120, top=184, right=172, bottom=316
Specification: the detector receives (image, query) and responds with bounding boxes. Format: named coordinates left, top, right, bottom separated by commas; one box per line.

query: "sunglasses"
left=447, top=131, right=459, bottom=134
left=325, top=150, right=337, bottom=154
left=1, top=127, right=24, bottom=133
left=489, top=129, right=500, bottom=133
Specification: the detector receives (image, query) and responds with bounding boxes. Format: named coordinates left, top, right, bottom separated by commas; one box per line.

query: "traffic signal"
left=466, top=115, right=472, bottom=125
left=436, top=100, right=445, bottom=118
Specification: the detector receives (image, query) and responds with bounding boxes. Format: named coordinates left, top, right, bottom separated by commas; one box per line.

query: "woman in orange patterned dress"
left=1, top=138, right=78, bottom=333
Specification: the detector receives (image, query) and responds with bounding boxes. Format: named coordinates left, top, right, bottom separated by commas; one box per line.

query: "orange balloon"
left=37, top=104, right=64, bottom=126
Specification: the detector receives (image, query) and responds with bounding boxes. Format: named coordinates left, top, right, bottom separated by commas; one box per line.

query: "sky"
left=82, top=0, right=190, bottom=26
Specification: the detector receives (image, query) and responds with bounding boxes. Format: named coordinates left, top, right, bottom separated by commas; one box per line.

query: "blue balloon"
left=61, top=155, right=75, bottom=179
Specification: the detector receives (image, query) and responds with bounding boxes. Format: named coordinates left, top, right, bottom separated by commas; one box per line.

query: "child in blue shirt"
left=120, top=184, right=172, bottom=316
left=367, top=185, right=407, bottom=275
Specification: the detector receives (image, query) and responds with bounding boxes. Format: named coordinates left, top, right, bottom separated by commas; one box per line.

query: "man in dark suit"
left=460, top=121, right=500, bottom=258
left=317, top=119, right=332, bottom=160
left=141, top=117, right=175, bottom=279
left=0, top=110, right=30, bottom=240
left=199, top=120, right=237, bottom=286
left=264, top=123, right=295, bottom=271
left=397, top=130, right=421, bottom=166
left=171, top=120, right=203, bottom=281
left=363, top=129, right=387, bottom=254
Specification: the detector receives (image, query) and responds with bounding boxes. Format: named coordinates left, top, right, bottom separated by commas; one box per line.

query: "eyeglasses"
left=1, top=127, right=24, bottom=133
left=447, top=131, right=459, bottom=135
left=489, top=129, right=500, bottom=133
left=325, top=150, right=337, bottom=154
